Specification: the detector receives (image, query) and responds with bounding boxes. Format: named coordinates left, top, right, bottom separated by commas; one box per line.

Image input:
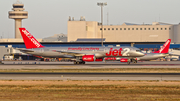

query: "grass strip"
left=0, top=80, right=180, bottom=101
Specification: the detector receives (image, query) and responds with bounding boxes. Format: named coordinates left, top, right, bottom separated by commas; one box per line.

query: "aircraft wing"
left=56, top=51, right=86, bottom=56
left=16, top=48, right=34, bottom=52
left=168, top=53, right=180, bottom=56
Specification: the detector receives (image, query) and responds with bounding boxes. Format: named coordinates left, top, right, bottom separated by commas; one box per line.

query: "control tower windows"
left=13, top=6, right=23, bottom=8
left=23, top=14, right=28, bottom=16
left=9, top=14, right=15, bottom=16
left=9, top=14, right=27, bottom=16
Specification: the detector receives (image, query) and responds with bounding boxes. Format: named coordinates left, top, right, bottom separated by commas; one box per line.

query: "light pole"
left=97, top=2, right=107, bottom=46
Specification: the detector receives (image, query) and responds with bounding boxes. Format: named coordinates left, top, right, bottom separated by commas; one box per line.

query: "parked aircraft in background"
left=18, top=28, right=145, bottom=64
left=104, top=39, right=171, bottom=63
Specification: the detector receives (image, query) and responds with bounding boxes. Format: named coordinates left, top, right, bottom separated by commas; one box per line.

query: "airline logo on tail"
left=19, top=28, right=44, bottom=49
left=153, top=39, right=171, bottom=53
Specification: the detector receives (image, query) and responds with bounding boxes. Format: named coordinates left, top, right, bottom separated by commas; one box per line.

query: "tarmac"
left=0, top=73, right=180, bottom=80
left=1, top=61, right=180, bottom=69
left=1, top=61, right=180, bottom=80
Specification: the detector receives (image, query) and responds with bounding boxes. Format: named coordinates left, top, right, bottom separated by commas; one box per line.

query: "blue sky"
left=0, top=0, right=179, bottom=38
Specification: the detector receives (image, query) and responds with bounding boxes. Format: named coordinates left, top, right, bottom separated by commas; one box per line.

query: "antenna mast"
left=107, top=12, right=109, bottom=25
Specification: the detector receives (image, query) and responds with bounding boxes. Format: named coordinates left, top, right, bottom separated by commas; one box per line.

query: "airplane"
left=104, top=39, right=171, bottom=63
left=18, top=28, right=145, bottom=65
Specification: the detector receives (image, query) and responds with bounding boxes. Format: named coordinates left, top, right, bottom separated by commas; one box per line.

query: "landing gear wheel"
left=127, top=58, right=131, bottom=65
left=74, top=61, right=85, bottom=65
left=82, top=61, right=85, bottom=64
left=132, top=60, right=137, bottom=63
left=133, top=60, right=137, bottom=63
left=79, top=61, right=85, bottom=64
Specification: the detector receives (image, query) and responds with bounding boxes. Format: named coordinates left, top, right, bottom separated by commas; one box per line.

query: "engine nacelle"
left=120, top=58, right=128, bottom=62
left=104, top=57, right=116, bottom=61
left=104, top=57, right=121, bottom=61
left=82, top=55, right=95, bottom=62
left=95, top=58, right=103, bottom=61
left=82, top=55, right=103, bottom=62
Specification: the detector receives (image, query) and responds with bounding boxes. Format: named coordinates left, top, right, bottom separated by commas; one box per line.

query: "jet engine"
left=95, top=58, right=103, bottom=61
left=104, top=57, right=116, bottom=61
left=82, top=55, right=103, bottom=62
left=82, top=55, right=95, bottom=62
left=120, top=58, right=128, bottom=62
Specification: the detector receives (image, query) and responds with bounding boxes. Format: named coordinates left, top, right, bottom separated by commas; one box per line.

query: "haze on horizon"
left=0, top=0, right=179, bottom=39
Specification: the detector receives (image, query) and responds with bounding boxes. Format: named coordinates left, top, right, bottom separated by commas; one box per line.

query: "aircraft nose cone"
left=139, top=52, right=145, bottom=56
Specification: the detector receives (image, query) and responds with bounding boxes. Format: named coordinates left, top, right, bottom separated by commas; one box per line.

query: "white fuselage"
left=20, top=46, right=145, bottom=59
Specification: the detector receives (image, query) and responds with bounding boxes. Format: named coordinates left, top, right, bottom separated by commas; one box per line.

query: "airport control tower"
left=8, top=1, right=28, bottom=39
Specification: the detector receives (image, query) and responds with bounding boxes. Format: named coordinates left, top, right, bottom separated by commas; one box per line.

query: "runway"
left=0, top=72, right=180, bottom=80
left=1, top=61, right=180, bottom=69
left=1, top=61, right=180, bottom=80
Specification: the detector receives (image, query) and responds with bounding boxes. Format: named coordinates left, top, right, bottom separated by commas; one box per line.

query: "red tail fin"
left=153, top=39, right=171, bottom=53
left=19, top=28, right=44, bottom=49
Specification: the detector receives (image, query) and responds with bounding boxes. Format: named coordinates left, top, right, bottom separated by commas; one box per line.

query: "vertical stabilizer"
left=153, top=39, right=171, bottom=53
left=19, top=28, right=44, bottom=49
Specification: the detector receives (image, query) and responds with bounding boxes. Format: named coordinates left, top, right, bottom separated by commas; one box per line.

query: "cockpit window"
left=136, top=50, right=141, bottom=52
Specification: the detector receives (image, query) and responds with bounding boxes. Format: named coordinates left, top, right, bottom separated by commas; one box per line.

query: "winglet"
left=153, top=39, right=171, bottom=53
left=19, top=28, right=44, bottom=49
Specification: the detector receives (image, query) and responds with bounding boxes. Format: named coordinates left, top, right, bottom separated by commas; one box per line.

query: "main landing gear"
left=127, top=59, right=138, bottom=65
left=132, top=59, right=137, bottom=63
left=74, top=61, right=85, bottom=65
left=127, top=61, right=130, bottom=65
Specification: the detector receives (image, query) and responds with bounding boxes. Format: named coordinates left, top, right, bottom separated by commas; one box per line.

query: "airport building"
left=68, top=17, right=180, bottom=44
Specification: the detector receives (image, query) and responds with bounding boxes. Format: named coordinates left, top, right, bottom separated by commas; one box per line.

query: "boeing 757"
left=18, top=28, right=144, bottom=64
left=104, top=39, right=171, bottom=63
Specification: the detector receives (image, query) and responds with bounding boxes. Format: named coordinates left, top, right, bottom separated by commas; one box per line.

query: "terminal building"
left=68, top=17, right=180, bottom=44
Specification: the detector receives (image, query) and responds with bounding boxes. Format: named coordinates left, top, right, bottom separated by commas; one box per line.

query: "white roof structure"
left=42, top=34, right=67, bottom=42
